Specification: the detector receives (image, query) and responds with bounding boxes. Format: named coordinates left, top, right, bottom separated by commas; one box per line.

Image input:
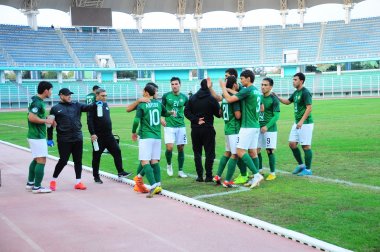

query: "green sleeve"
left=288, top=92, right=294, bottom=103
left=266, top=112, right=280, bottom=129
left=161, top=93, right=167, bottom=107
left=132, top=118, right=140, bottom=133
left=161, top=103, right=171, bottom=117
left=132, top=105, right=143, bottom=133
left=303, top=89, right=313, bottom=105
left=235, top=87, right=249, bottom=100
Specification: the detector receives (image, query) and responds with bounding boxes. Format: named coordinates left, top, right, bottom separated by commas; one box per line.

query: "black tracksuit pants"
left=92, top=135, right=123, bottom=178
left=53, top=141, right=83, bottom=179
left=191, top=127, right=216, bottom=179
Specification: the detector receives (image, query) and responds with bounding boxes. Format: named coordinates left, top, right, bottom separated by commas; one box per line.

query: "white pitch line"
left=193, top=187, right=250, bottom=200
left=1, top=122, right=379, bottom=191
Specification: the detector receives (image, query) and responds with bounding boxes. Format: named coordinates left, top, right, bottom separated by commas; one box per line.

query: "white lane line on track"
left=0, top=213, right=44, bottom=252
left=64, top=193, right=187, bottom=252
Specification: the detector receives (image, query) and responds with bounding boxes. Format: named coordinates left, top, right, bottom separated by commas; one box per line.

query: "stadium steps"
left=116, top=29, right=136, bottom=68
left=55, top=28, right=81, bottom=66
left=190, top=29, right=203, bottom=67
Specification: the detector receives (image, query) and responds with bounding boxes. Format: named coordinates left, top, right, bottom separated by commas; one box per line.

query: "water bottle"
left=46, top=115, right=55, bottom=128
left=93, top=139, right=99, bottom=151
left=97, top=101, right=103, bottom=117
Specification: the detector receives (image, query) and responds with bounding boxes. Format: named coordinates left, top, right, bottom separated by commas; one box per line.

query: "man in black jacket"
left=47, top=88, right=93, bottom=191
left=184, top=78, right=221, bottom=182
left=87, top=88, right=131, bottom=184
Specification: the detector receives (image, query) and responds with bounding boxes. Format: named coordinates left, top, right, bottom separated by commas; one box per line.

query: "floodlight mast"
left=280, top=0, right=288, bottom=29
left=297, top=0, right=306, bottom=28
left=177, top=0, right=186, bottom=33
left=343, top=0, right=353, bottom=24
left=133, top=0, right=145, bottom=33
left=236, top=0, right=245, bottom=31
left=21, top=0, right=39, bottom=31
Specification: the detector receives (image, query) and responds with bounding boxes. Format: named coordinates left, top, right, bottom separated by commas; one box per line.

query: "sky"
left=0, top=0, right=379, bottom=29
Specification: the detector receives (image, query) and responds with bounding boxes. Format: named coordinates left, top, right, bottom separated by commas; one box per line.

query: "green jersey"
left=259, top=94, right=280, bottom=132
left=221, top=97, right=241, bottom=135
left=86, top=93, right=96, bottom=104
left=235, top=85, right=261, bottom=128
left=135, top=99, right=169, bottom=139
left=288, top=87, right=313, bottom=124
left=27, top=96, right=47, bottom=139
left=161, top=92, right=188, bottom=127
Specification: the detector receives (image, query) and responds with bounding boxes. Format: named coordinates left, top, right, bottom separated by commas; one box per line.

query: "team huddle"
left=26, top=69, right=314, bottom=198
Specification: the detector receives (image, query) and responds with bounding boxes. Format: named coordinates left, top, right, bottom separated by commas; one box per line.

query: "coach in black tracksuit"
left=185, top=79, right=221, bottom=182
left=47, top=88, right=94, bottom=188
left=87, top=88, right=131, bottom=184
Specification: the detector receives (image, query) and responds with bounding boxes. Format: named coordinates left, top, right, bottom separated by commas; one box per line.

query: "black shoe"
left=204, top=177, right=213, bottom=182
left=195, top=177, right=204, bottom=182
left=118, top=171, right=132, bottom=178
left=94, top=177, right=103, bottom=184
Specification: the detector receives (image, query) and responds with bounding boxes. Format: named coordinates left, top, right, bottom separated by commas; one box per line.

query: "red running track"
left=0, top=142, right=316, bottom=252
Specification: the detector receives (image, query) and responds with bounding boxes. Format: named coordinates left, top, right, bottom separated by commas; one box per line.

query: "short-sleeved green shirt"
left=136, top=99, right=168, bottom=139
left=235, top=85, right=261, bottom=128
left=27, top=96, right=47, bottom=139
left=221, top=96, right=241, bottom=135
left=259, top=94, right=280, bottom=132
left=86, top=93, right=96, bottom=104
left=288, top=87, right=313, bottom=124
left=161, top=92, right=188, bottom=127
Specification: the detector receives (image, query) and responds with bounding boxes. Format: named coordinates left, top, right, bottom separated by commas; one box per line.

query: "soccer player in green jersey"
left=26, top=81, right=54, bottom=193
left=161, top=77, right=189, bottom=178
left=127, top=83, right=158, bottom=193
left=276, top=72, right=314, bottom=176
left=131, top=84, right=175, bottom=198
left=209, top=68, right=248, bottom=185
left=213, top=76, right=242, bottom=188
left=220, top=70, right=264, bottom=188
left=257, top=78, right=280, bottom=181
left=85, top=85, right=100, bottom=104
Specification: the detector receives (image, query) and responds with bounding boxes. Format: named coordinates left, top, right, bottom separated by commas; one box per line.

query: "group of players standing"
left=25, top=68, right=313, bottom=198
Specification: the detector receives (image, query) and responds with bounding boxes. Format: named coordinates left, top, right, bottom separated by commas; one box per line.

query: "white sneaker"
left=26, top=182, right=34, bottom=191
left=178, top=171, right=188, bottom=178
left=250, top=174, right=264, bottom=189
left=32, top=186, right=52, bottom=194
left=167, top=164, right=173, bottom=176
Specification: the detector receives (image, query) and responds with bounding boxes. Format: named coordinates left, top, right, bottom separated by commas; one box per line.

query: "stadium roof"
left=0, top=0, right=364, bottom=14
left=0, top=0, right=365, bottom=31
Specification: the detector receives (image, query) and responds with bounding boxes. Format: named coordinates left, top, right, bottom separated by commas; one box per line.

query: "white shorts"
left=139, top=139, right=161, bottom=161
left=258, top=132, right=278, bottom=149
left=288, top=123, right=314, bottom=146
left=28, top=139, right=48, bottom=158
left=225, top=134, right=238, bottom=154
left=236, top=128, right=260, bottom=150
left=164, top=127, right=187, bottom=145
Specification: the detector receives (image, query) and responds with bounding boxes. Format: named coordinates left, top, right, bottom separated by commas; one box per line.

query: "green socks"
left=304, top=149, right=313, bottom=170
left=258, top=153, right=263, bottom=170
left=237, top=158, right=247, bottom=176
left=268, top=153, right=276, bottom=173
left=151, top=163, right=161, bottom=183
left=28, top=160, right=37, bottom=182
left=178, top=151, right=185, bottom=171
left=291, top=147, right=303, bottom=165
left=137, top=163, right=145, bottom=176
left=226, top=158, right=238, bottom=181
left=241, top=153, right=258, bottom=174
left=34, top=163, right=45, bottom=187
left=165, top=150, right=172, bottom=165
left=217, top=155, right=230, bottom=177
left=143, top=164, right=156, bottom=186
left=252, top=157, right=259, bottom=172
